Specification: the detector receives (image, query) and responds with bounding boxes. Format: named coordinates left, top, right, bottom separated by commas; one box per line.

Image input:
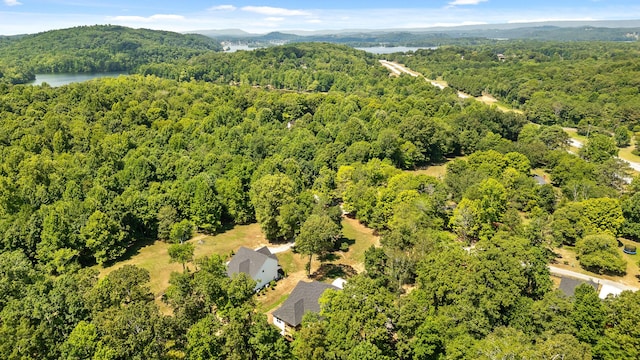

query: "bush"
left=340, top=242, right=350, bottom=252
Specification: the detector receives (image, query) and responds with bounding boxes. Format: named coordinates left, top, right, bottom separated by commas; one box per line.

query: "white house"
left=226, top=246, right=279, bottom=291
left=272, top=281, right=339, bottom=336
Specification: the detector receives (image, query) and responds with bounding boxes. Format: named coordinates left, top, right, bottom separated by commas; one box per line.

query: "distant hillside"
left=198, top=21, right=640, bottom=46
left=0, top=25, right=221, bottom=84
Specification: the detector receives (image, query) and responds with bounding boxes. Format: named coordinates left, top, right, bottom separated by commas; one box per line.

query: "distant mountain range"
left=192, top=20, right=640, bottom=45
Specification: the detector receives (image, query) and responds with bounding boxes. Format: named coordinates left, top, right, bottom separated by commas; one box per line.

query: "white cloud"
left=109, top=14, right=185, bottom=23
left=307, top=19, right=322, bottom=24
left=264, top=17, right=285, bottom=22
left=448, top=0, right=488, bottom=5
left=241, top=6, right=310, bottom=16
left=4, top=0, right=22, bottom=6
left=208, top=5, right=236, bottom=11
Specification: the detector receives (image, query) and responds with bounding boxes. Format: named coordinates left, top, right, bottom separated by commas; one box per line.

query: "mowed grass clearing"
left=98, top=216, right=381, bottom=316
left=98, top=223, right=268, bottom=311
left=405, top=156, right=466, bottom=179
left=618, top=134, right=640, bottom=164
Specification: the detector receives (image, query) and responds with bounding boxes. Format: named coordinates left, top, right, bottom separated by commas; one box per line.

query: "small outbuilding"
left=227, top=246, right=280, bottom=291
left=272, top=281, right=339, bottom=335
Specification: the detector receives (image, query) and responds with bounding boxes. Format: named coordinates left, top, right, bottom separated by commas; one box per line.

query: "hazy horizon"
left=2, top=0, right=640, bottom=36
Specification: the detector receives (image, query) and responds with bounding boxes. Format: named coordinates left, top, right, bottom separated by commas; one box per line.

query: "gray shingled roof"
left=227, top=246, right=275, bottom=279
left=255, top=246, right=278, bottom=260
left=533, top=175, right=548, bottom=185
left=558, top=276, right=599, bottom=297
left=272, top=281, right=338, bottom=327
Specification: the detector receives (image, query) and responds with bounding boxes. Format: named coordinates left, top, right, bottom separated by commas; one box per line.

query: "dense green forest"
left=0, top=25, right=221, bottom=84
left=390, top=41, right=640, bottom=132
left=1, top=27, right=640, bottom=359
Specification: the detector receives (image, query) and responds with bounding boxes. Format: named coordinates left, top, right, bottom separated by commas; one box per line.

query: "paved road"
left=380, top=60, right=522, bottom=112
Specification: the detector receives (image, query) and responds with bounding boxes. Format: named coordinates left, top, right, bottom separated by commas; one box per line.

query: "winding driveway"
left=549, top=265, right=638, bottom=298
left=563, top=133, right=640, bottom=172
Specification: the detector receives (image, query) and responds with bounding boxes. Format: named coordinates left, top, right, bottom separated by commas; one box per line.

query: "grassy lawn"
left=407, top=164, right=448, bottom=179
left=254, top=243, right=306, bottom=315
left=563, top=127, right=588, bottom=143
left=98, top=216, right=382, bottom=316
left=618, top=135, right=640, bottom=164
left=406, top=156, right=465, bottom=179
left=340, top=217, right=380, bottom=269
left=98, top=223, right=268, bottom=311
left=553, top=239, right=640, bottom=288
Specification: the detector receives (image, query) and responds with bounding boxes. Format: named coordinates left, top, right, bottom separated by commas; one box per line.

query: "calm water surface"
left=29, top=72, right=128, bottom=87
left=356, top=46, right=437, bottom=54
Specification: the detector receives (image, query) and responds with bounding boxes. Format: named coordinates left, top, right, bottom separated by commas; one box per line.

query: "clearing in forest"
left=98, top=217, right=379, bottom=315
left=98, top=223, right=267, bottom=311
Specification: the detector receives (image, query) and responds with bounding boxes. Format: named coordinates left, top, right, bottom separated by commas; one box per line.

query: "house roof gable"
left=227, top=246, right=277, bottom=280
left=272, top=281, right=338, bottom=327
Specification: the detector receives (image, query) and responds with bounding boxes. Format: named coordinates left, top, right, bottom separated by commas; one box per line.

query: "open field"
left=407, top=164, right=448, bottom=179
left=98, top=223, right=267, bottom=311
left=405, top=156, right=467, bottom=179
left=476, top=94, right=524, bottom=114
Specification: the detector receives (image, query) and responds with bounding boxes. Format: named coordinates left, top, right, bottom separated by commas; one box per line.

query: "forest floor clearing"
left=552, top=239, right=640, bottom=289
left=407, top=162, right=449, bottom=179
left=380, top=60, right=522, bottom=114
left=406, top=156, right=468, bottom=179
left=258, top=217, right=379, bottom=320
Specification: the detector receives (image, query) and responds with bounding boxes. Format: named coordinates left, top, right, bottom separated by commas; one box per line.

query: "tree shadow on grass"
left=311, top=263, right=357, bottom=281
left=100, top=237, right=158, bottom=268
left=319, top=253, right=341, bottom=262
left=335, top=237, right=355, bottom=252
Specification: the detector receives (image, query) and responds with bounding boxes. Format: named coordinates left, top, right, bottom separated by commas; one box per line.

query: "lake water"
left=356, top=46, right=437, bottom=54
left=28, top=72, right=128, bottom=87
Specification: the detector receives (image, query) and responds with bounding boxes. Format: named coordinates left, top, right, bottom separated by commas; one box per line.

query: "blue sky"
left=1, top=1, right=638, bottom=35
